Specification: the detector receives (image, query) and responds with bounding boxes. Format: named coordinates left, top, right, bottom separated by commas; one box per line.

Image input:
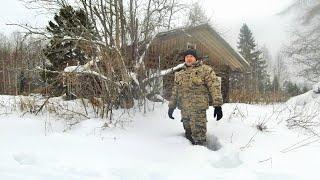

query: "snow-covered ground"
left=0, top=91, right=320, bottom=180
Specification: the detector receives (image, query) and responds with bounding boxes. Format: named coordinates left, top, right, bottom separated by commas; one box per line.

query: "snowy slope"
left=0, top=95, right=320, bottom=180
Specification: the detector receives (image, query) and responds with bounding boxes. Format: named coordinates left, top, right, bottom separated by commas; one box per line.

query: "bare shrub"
left=229, top=89, right=288, bottom=104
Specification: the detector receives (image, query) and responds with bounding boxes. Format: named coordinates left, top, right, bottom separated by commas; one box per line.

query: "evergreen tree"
left=42, top=5, right=97, bottom=81
left=274, top=52, right=287, bottom=87
left=237, top=23, right=268, bottom=92
left=284, top=81, right=301, bottom=97
left=238, top=24, right=256, bottom=61
left=263, top=75, right=272, bottom=93
left=302, top=86, right=309, bottom=93
left=272, top=75, right=280, bottom=92
left=19, top=71, right=26, bottom=94
left=41, top=5, right=98, bottom=96
left=261, top=45, right=273, bottom=76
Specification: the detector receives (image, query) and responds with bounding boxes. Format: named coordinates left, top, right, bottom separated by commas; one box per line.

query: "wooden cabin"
left=143, top=24, right=250, bottom=102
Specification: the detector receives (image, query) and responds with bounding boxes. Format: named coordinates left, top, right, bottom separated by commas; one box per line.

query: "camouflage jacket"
left=168, top=61, right=223, bottom=111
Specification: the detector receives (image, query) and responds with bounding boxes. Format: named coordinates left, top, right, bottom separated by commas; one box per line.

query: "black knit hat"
left=183, top=49, right=198, bottom=60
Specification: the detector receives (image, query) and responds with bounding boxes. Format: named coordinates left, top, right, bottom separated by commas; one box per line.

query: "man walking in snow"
left=168, top=49, right=223, bottom=145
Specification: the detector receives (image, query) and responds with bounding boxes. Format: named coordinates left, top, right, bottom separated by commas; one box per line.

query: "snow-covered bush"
left=285, top=88, right=320, bottom=133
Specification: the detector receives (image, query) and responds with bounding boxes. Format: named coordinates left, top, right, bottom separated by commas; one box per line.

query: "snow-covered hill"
left=0, top=93, right=320, bottom=180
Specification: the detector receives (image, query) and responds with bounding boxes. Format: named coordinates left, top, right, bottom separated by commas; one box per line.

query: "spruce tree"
left=41, top=5, right=96, bottom=96
left=43, top=5, right=96, bottom=77
left=42, top=5, right=97, bottom=95
left=284, top=81, right=301, bottom=96
left=272, top=75, right=280, bottom=92
left=238, top=24, right=256, bottom=61
left=237, top=23, right=268, bottom=92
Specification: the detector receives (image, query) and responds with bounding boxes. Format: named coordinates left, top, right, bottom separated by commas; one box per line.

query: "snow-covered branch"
left=35, top=64, right=123, bottom=87
left=64, top=65, right=123, bottom=87
left=142, top=63, right=185, bottom=83
left=34, top=66, right=60, bottom=74
left=129, top=72, right=140, bottom=86
left=136, top=34, right=158, bottom=69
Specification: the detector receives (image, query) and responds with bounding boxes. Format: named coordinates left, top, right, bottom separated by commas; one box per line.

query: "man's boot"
left=185, top=130, right=195, bottom=144
left=192, top=139, right=207, bottom=146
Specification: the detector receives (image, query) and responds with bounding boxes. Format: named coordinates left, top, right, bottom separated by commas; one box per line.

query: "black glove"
left=168, top=108, right=175, bottom=119
left=214, top=106, right=223, bottom=121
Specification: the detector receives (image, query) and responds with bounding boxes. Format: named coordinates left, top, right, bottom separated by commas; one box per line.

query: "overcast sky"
left=0, top=0, right=294, bottom=60
left=0, top=0, right=45, bottom=34
left=202, top=0, right=294, bottom=60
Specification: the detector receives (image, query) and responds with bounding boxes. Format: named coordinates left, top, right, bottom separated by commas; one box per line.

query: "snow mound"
left=286, top=89, right=320, bottom=107
left=286, top=82, right=320, bottom=108
left=285, top=84, right=320, bottom=135
left=13, top=152, right=38, bottom=165
left=313, top=82, right=320, bottom=94
left=210, top=151, right=242, bottom=169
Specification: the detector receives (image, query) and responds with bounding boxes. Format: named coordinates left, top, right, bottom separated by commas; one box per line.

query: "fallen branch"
left=142, top=63, right=185, bottom=84
left=281, top=135, right=320, bottom=153
left=240, top=131, right=259, bottom=150
left=35, top=96, right=51, bottom=115
left=53, top=102, right=90, bottom=119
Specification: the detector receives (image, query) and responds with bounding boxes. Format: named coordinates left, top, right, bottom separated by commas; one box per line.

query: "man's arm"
left=204, top=67, right=223, bottom=106
left=168, top=74, right=179, bottom=109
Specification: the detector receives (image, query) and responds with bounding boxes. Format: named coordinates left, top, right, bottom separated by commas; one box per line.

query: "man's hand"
left=214, top=106, right=223, bottom=121
left=168, top=108, right=175, bottom=119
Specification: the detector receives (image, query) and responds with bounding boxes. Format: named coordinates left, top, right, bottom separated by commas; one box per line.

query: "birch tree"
left=282, top=0, right=320, bottom=82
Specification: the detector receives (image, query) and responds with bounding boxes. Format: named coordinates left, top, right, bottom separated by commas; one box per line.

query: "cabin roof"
left=152, top=24, right=250, bottom=71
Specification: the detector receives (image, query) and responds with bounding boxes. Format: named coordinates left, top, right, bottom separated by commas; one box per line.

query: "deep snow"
left=0, top=92, right=320, bottom=180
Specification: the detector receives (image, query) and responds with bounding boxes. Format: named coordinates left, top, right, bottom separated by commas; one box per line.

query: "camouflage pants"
left=181, top=109, right=207, bottom=144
